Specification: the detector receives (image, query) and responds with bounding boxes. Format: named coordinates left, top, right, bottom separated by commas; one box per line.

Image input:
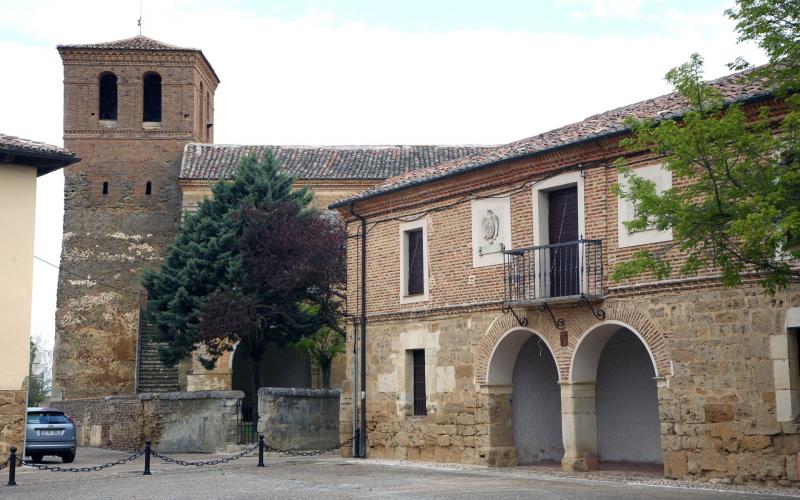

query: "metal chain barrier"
left=150, top=443, right=258, bottom=467
left=5, top=434, right=358, bottom=485
left=265, top=436, right=355, bottom=457
left=21, top=450, right=143, bottom=473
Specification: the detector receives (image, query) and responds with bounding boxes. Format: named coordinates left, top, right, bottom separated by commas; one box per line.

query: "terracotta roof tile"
left=179, top=144, right=492, bottom=181
left=57, top=35, right=195, bottom=52
left=330, top=68, right=771, bottom=208
left=0, top=133, right=76, bottom=159
left=57, top=36, right=219, bottom=83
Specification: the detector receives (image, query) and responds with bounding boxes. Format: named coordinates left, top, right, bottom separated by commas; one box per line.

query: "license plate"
left=39, top=430, right=60, bottom=436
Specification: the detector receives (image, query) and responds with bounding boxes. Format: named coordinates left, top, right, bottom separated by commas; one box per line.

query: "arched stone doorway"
left=567, top=321, right=662, bottom=469
left=484, top=328, right=563, bottom=466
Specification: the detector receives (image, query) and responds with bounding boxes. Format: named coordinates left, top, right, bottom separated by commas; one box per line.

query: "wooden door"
left=547, top=187, right=579, bottom=297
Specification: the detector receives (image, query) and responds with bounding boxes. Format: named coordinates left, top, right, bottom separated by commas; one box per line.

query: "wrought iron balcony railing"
left=503, top=239, right=603, bottom=305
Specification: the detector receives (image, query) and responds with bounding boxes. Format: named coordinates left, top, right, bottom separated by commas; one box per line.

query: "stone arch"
left=227, top=341, right=239, bottom=369
left=567, top=317, right=664, bottom=465
left=486, top=327, right=561, bottom=385
left=476, top=299, right=669, bottom=385
left=569, top=301, right=670, bottom=382
left=570, top=321, right=659, bottom=382
left=475, top=310, right=565, bottom=386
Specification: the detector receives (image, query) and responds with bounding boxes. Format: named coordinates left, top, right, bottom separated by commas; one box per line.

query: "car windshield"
left=27, top=412, right=70, bottom=424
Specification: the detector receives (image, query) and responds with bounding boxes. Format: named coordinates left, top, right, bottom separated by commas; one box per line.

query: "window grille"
left=407, top=229, right=424, bottom=296
left=412, top=349, right=426, bottom=416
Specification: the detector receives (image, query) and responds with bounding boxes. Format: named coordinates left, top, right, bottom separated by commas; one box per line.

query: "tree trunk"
left=321, top=359, right=332, bottom=389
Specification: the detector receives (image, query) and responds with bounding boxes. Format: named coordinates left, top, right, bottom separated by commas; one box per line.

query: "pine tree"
left=142, top=151, right=313, bottom=367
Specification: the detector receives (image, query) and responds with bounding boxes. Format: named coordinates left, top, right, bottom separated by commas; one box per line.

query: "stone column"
left=560, top=381, right=598, bottom=471
left=479, top=384, right=518, bottom=466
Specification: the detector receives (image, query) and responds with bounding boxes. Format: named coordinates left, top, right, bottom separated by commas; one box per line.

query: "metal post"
left=359, top=213, right=367, bottom=459
left=352, top=319, right=359, bottom=458
left=143, top=440, right=151, bottom=475
left=7, top=446, right=16, bottom=486
left=258, top=434, right=265, bottom=467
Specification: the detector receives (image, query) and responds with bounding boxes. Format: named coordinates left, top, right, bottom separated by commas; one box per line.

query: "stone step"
left=137, top=320, right=180, bottom=394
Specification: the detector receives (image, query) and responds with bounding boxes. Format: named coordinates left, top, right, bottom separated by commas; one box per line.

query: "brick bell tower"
left=53, top=36, right=219, bottom=399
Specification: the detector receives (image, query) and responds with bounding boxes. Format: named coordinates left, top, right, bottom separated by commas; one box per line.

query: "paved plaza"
left=2, top=447, right=799, bottom=499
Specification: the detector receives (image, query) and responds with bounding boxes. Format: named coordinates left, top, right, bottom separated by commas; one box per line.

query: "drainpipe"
left=351, top=316, right=358, bottom=458
left=350, top=203, right=367, bottom=459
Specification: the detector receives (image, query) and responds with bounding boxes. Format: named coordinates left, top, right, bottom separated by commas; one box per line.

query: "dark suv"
left=25, top=408, right=77, bottom=463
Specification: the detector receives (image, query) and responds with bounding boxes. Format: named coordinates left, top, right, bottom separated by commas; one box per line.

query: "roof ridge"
left=186, top=143, right=495, bottom=149
left=57, top=34, right=198, bottom=52
left=329, top=66, right=773, bottom=209
left=179, top=144, right=488, bottom=181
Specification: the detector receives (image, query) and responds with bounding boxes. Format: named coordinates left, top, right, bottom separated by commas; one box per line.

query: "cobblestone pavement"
left=3, top=447, right=799, bottom=499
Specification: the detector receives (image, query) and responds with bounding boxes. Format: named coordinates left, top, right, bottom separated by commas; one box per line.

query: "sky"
left=0, top=0, right=766, bottom=350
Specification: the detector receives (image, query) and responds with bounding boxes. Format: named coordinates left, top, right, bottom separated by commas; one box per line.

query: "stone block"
left=663, top=450, right=688, bottom=478
left=741, top=435, right=771, bottom=452
left=773, top=434, right=800, bottom=455
left=481, top=446, right=518, bottom=467
left=705, top=403, right=734, bottom=423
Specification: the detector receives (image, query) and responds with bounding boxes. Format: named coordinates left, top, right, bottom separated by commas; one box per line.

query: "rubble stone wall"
left=0, top=390, right=27, bottom=456
left=339, top=285, right=800, bottom=484
left=53, top=47, right=211, bottom=399
left=54, top=391, right=243, bottom=453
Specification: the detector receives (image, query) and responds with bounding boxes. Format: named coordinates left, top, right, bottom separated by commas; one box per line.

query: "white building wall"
left=512, top=336, right=563, bottom=463
left=596, top=330, right=662, bottom=463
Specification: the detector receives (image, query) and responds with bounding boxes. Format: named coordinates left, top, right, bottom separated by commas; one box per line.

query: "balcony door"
left=547, top=187, right=579, bottom=297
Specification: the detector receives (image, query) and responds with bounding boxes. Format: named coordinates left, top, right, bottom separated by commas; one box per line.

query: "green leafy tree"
left=142, top=151, right=313, bottom=367
left=143, top=151, right=347, bottom=415
left=612, top=2, right=800, bottom=295
left=195, top=202, right=346, bottom=406
left=727, top=0, right=800, bottom=93
left=27, top=339, right=51, bottom=407
left=294, top=323, right=346, bottom=389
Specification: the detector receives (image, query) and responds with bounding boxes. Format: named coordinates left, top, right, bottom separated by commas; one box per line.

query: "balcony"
left=503, top=239, right=603, bottom=306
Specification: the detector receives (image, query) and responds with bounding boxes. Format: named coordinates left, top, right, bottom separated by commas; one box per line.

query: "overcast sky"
left=0, top=0, right=766, bottom=350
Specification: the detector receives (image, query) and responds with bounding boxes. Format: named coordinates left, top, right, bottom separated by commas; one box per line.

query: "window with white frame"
left=773, top=308, right=800, bottom=427
left=617, top=164, right=673, bottom=248
left=400, top=220, right=429, bottom=303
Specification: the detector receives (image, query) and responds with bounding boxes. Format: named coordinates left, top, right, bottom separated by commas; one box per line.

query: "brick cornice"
left=60, top=50, right=219, bottom=87
left=343, top=136, right=627, bottom=220
left=65, top=130, right=195, bottom=140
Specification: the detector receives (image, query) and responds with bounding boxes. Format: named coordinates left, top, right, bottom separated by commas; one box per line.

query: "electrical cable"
left=356, top=159, right=607, bottom=231
left=33, top=255, right=140, bottom=296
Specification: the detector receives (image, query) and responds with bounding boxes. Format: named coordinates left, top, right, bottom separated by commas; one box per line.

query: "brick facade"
left=335, top=96, right=800, bottom=484
left=54, top=42, right=218, bottom=399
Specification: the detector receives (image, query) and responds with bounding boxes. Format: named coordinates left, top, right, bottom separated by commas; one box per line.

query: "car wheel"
left=61, top=451, right=75, bottom=463
left=30, top=454, right=43, bottom=463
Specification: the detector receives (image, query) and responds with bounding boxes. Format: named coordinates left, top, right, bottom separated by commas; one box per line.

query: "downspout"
left=349, top=203, right=367, bottom=459
left=351, top=317, right=358, bottom=458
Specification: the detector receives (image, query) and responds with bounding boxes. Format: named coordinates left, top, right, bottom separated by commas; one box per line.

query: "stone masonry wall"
left=258, top=387, right=340, bottom=450
left=0, top=389, right=27, bottom=456
left=53, top=391, right=242, bottom=453
left=338, top=285, right=800, bottom=484
left=54, top=47, right=214, bottom=399
left=53, top=395, right=143, bottom=451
